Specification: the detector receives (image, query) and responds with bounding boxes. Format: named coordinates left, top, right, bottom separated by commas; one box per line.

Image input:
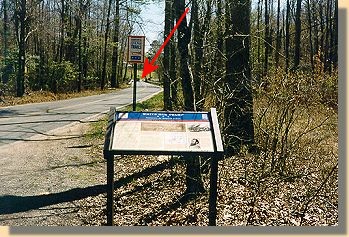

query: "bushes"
left=48, top=60, right=79, bottom=93
left=25, top=56, right=79, bottom=93
left=238, top=68, right=339, bottom=225
left=252, top=67, right=338, bottom=175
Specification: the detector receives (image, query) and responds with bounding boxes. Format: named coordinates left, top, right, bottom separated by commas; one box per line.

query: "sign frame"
left=103, top=107, right=224, bottom=226
left=127, top=35, right=145, bottom=63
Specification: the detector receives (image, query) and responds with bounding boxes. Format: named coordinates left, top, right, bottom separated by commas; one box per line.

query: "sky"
left=137, top=1, right=165, bottom=52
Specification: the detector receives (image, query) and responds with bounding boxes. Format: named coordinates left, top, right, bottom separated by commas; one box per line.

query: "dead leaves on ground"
left=75, top=153, right=338, bottom=226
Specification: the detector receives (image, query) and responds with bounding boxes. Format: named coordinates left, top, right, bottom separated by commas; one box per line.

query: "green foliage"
left=124, top=92, right=164, bottom=111
left=26, top=55, right=42, bottom=91
left=25, top=56, right=80, bottom=93
left=136, top=92, right=164, bottom=111
left=86, top=116, right=108, bottom=140
left=48, top=60, right=79, bottom=93
left=84, top=76, right=101, bottom=89
left=0, top=49, right=18, bottom=94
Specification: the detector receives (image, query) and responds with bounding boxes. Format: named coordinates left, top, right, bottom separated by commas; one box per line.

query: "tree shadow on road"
left=0, top=159, right=176, bottom=216
left=0, top=110, right=107, bottom=145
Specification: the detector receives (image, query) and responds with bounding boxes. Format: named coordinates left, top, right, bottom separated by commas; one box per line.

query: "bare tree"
left=15, top=0, right=26, bottom=97
left=163, top=0, right=172, bottom=110
left=275, top=0, right=281, bottom=67
left=175, top=0, right=204, bottom=195
left=224, top=0, right=254, bottom=155
left=293, top=0, right=302, bottom=70
left=111, top=0, right=120, bottom=88
left=263, top=0, right=270, bottom=74
left=285, top=0, right=290, bottom=72
left=306, top=0, right=314, bottom=71
left=2, top=0, right=10, bottom=84
left=101, top=0, right=113, bottom=90
left=169, top=2, right=177, bottom=107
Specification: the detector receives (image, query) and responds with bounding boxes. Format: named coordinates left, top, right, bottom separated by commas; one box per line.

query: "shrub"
left=48, top=60, right=79, bottom=93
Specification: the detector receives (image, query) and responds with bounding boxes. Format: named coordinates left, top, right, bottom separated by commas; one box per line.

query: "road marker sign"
left=127, top=36, right=145, bottom=63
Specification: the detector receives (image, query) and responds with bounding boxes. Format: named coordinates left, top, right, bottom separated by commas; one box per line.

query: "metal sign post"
left=133, top=63, right=137, bottom=111
left=127, top=36, right=145, bottom=111
left=103, top=108, right=224, bottom=226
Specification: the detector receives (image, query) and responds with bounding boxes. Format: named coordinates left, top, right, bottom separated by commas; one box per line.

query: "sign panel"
left=127, top=36, right=145, bottom=63
left=111, top=111, right=215, bottom=152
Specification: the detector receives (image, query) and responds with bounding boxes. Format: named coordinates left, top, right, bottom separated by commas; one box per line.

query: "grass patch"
left=124, top=92, right=164, bottom=111
left=85, top=117, right=108, bottom=140
left=0, top=85, right=129, bottom=107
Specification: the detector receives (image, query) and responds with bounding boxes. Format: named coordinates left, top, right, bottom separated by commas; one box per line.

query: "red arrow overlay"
left=142, top=7, right=190, bottom=78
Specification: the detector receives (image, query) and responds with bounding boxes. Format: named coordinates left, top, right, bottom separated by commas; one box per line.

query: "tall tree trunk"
left=191, top=0, right=201, bottom=109
left=307, top=0, right=314, bottom=72
left=59, top=0, right=65, bottom=63
left=285, top=0, right=290, bottom=72
left=293, top=0, right=302, bottom=70
left=101, top=0, right=113, bottom=90
left=110, top=0, right=120, bottom=88
left=175, top=0, right=204, bottom=196
left=332, top=0, right=338, bottom=70
left=215, top=0, right=223, bottom=86
left=82, top=4, right=91, bottom=87
left=169, top=4, right=177, bottom=107
left=256, top=0, right=262, bottom=70
left=313, top=0, right=319, bottom=55
left=268, top=0, right=274, bottom=57
left=324, top=0, right=332, bottom=73
left=16, top=0, right=26, bottom=97
left=224, top=0, right=254, bottom=155
left=2, top=0, right=10, bottom=84
left=319, top=1, right=325, bottom=64
left=175, top=2, right=195, bottom=111
left=163, top=0, right=172, bottom=110
left=192, top=0, right=212, bottom=110
left=118, top=34, right=127, bottom=82
left=263, top=0, right=270, bottom=75
left=275, top=0, right=281, bottom=67
left=199, top=0, right=212, bottom=101
left=77, top=9, right=82, bottom=92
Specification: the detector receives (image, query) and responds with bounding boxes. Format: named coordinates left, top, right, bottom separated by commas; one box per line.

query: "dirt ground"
left=0, top=121, right=106, bottom=226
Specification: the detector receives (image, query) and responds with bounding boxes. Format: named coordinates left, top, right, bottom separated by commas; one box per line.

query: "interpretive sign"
left=103, top=107, right=224, bottom=226
left=111, top=111, right=220, bottom=153
left=127, top=36, right=145, bottom=63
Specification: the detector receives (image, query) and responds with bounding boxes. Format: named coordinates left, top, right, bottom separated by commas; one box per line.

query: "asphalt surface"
left=0, top=81, right=162, bottom=147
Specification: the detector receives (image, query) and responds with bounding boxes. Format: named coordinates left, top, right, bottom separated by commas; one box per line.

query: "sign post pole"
left=133, top=63, right=137, bottom=111
left=106, top=153, right=114, bottom=226
left=127, top=35, right=144, bottom=111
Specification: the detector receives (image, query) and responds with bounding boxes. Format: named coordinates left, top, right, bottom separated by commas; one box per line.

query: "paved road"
left=0, top=82, right=162, bottom=147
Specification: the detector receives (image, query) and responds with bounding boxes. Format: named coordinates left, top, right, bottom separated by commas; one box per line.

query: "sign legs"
left=106, top=154, right=114, bottom=226
left=208, top=154, right=220, bottom=226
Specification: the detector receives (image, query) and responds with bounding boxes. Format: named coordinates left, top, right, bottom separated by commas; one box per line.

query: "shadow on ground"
left=0, top=159, right=185, bottom=217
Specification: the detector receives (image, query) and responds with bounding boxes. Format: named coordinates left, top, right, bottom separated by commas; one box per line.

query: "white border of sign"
left=127, top=35, right=145, bottom=63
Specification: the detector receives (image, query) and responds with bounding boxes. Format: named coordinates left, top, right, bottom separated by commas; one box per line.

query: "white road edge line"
left=0, top=88, right=163, bottom=150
